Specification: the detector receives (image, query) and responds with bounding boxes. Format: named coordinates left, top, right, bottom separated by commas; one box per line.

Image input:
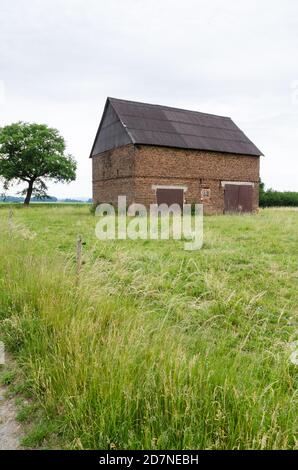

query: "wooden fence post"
left=76, top=235, right=83, bottom=283
left=8, top=208, right=13, bottom=235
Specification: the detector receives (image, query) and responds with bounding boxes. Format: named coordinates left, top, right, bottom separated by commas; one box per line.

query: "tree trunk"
left=24, top=180, right=34, bottom=206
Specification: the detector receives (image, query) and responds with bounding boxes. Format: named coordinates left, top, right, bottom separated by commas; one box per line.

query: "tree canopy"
left=0, top=122, right=76, bottom=204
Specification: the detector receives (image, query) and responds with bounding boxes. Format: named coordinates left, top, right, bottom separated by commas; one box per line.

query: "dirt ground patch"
left=0, top=383, right=23, bottom=450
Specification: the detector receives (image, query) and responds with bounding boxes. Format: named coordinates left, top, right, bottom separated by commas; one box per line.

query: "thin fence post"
left=8, top=208, right=13, bottom=235
left=76, top=234, right=83, bottom=284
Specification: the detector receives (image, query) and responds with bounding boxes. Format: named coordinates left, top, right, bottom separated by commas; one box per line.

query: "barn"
left=90, top=98, right=263, bottom=214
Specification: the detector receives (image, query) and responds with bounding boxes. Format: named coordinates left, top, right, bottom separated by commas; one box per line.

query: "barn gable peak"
left=90, top=98, right=133, bottom=157
left=90, top=97, right=263, bottom=157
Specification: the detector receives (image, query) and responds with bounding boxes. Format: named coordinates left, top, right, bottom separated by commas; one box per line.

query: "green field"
left=0, top=205, right=297, bottom=449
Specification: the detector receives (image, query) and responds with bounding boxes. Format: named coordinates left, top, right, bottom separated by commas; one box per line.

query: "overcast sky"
left=0, top=0, right=297, bottom=198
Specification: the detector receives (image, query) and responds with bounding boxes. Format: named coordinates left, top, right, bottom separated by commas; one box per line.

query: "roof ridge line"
left=108, top=97, right=231, bottom=120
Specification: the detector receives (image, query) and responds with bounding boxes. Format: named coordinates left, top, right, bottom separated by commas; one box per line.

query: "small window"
left=201, top=188, right=211, bottom=198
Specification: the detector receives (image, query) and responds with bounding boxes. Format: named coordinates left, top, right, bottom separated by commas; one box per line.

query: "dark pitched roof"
left=90, top=97, right=263, bottom=157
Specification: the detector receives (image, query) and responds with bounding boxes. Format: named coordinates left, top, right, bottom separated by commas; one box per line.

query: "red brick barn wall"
left=92, top=144, right=260, bottom=214
left=134, top=145, right=260, bottom=214
left=92, top=144, right=136, bottom=206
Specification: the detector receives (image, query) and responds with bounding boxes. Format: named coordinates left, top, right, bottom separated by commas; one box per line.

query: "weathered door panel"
left=224, top=184, right=239, bottom=213
left=238, top=185, right=253, bottom=212
left=156, top=188, right=184, bottom=208
left=224, top=184, right=253, bottom=213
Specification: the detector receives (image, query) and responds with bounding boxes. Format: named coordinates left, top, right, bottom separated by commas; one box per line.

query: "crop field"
left=0, top=205, right=297, bottom=449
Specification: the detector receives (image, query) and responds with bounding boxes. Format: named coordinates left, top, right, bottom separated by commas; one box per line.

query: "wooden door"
left=156, top=188, right=184, bottom=209
left=224, top=184, right=239, bottom=213
left=224, top=184, right=253, bottom=213
left=238, top=185, right=253, bottom=212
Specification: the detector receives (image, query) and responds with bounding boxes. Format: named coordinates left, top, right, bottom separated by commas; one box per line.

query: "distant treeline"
left=2, top=189, right=298, bottom=207
left=259, top=183, right=298, bottom=207
left=0, top=195, right=57, bottom=203
left=0, top=195, right=92, bottom=203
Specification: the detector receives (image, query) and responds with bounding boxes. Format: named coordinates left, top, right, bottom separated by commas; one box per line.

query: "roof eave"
left=134, top=142, right=263, bottom=157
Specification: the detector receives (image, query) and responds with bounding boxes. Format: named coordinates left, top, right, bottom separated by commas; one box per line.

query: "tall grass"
left=0, top=206, right=297, bottom=449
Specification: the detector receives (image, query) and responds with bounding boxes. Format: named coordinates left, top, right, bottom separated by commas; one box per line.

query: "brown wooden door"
left=224, top=184, right=239, bottom=213
left=156, top=188, right=184, bottom=209
left=224, top=184, right=253, bottom=213
left=238, top=185, right=253, bottom=212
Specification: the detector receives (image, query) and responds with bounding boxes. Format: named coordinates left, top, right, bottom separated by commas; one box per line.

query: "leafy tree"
left=0, top=122, right=76, bottom=205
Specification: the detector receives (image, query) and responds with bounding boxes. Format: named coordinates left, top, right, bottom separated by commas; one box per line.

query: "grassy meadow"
left=0, top=204, right=297, bottom=449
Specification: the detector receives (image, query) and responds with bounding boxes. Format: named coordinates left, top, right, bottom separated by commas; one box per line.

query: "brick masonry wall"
left=92, top=144, right=135, bottom=205
left=92, top=144, right=260, bottom=213
left=134, top=145, right=260, bottom=214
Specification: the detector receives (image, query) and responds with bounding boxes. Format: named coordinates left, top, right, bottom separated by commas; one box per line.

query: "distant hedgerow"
left=259, top=183, right=298, bottom=207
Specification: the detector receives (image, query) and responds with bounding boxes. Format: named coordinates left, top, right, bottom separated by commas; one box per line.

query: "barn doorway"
left=224, top=184, right=253, bottom=213
left=156, top=188, right=184, bottom=209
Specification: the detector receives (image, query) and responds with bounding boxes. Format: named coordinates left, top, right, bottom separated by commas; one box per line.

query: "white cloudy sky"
left=0, top=0, right=297, bottom=198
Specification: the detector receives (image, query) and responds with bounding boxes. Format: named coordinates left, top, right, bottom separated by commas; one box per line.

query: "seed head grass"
left=0, top=205, right=297, bottom=449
